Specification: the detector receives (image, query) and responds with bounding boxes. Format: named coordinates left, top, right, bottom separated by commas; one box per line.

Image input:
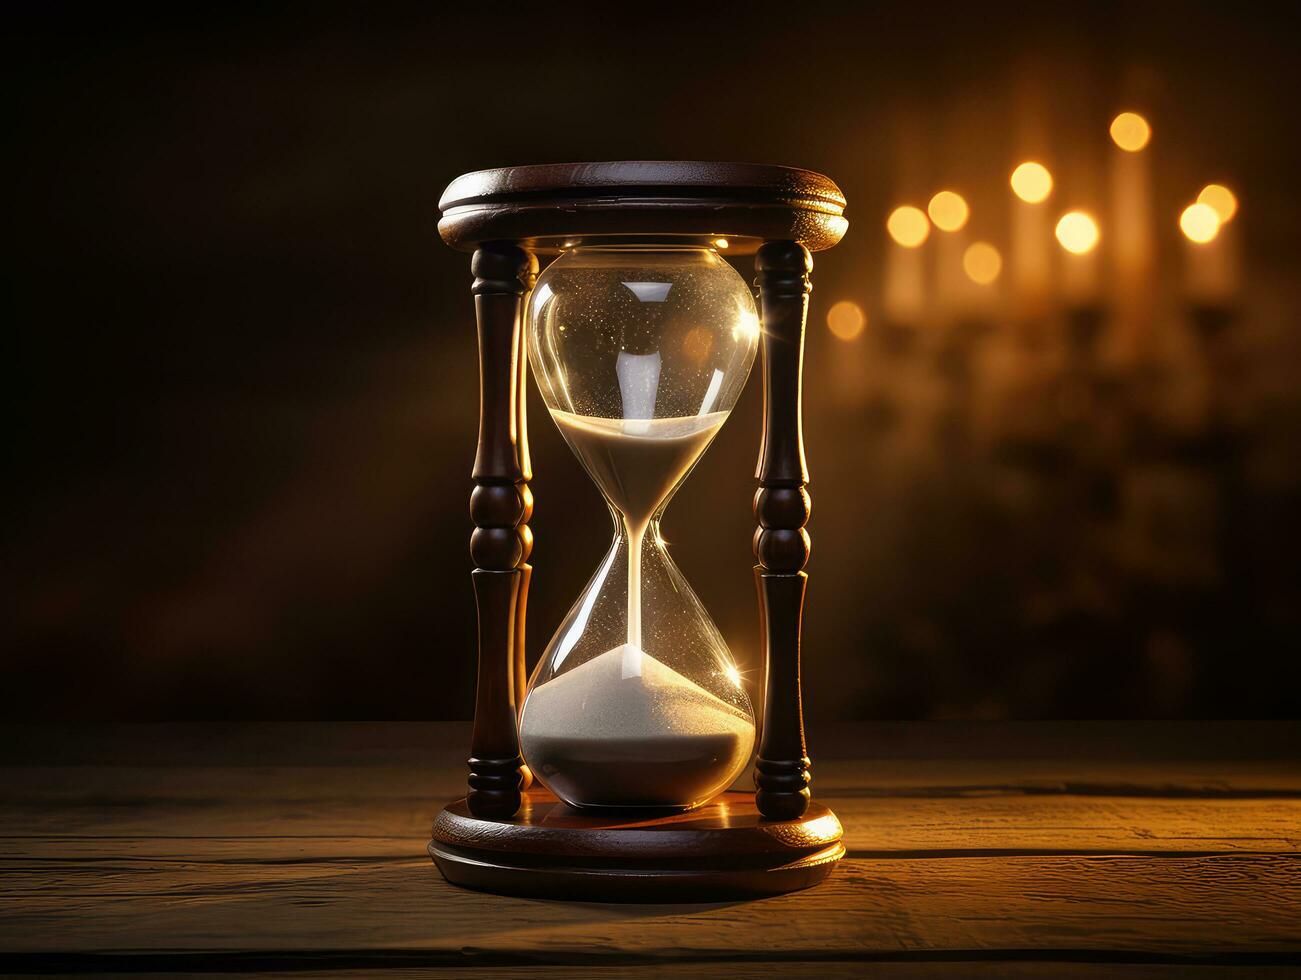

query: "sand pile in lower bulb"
left=522, top=644, right=752, bottom=740
left=519, top=645, right=755, bottom=809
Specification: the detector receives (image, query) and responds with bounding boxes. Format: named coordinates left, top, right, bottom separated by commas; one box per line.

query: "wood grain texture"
left=428, top=791, right=843, bottom=901
left=1, top=723, right=1299, bottom=973
left=24, top=968, right=1301, bottom=980
left=440, top=162, right=847, bottom=211
left=437, top=161, right=848, bottom=255
left=2, top=855, right=1297, bottom=961
left=2, top=792, right=1296, bottom=859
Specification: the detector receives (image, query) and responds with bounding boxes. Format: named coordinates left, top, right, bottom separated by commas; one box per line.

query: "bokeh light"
left=1010, top=161, right=1053, bottom=203
left=713, top=238, right=730, bottom=249
left=1109, top=112, right=1152, bottom=152
left=1055, top=211, right=1100, bottom=254
left=1179, top=202, right=1221, bottom=244
left=963, top=242, right=1003, bottom=284
left=927, top=190, right=970, bottom=232
left=1197, top=184, right=1238, bottom=224
left=887, top=205, right=930, bottom=247
left=826, top=300, right=867, bottom=341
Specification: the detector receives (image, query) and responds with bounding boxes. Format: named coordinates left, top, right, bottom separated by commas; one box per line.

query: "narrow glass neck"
left=607, top=505, right=664, bottom=543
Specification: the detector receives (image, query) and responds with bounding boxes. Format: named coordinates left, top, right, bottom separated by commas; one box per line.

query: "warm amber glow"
left=1197, top=184, right=1238, bottom=224
left=1010, top=162, right=1053, bottom=204
left=682, top=325, right=714, bottom=362
left=963, top=242, right=1003, bottom=284
left=927, top=190, right=970, bottom=232
left=826, top=300, right=866, bottom=341
left=1055, top=211, right=1100, bottom=254
left=1110, top=112, right=1152, bottom=152
left=1180, top=202, right=1221, bottom=244
left=713, top=238, right=730, bottom=249
left=887, top=205, right=930, bottom=247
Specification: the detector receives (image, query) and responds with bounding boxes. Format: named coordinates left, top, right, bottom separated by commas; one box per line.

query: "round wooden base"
left=429, top=790, right=843, bottom=903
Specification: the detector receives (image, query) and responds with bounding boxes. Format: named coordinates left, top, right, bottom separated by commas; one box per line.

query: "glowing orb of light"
left=963, top=242, right=1003, bottom=284
left=1110, top=112, right=1152, bottom=152
left=1180, top=202, right=1221, bottom=244
left=1197, top=184, right=1238, bottom=224
left=826, top=300, right=866, bottom=341
left=1010, top=161, right=1053, bottom=204
left=1055, top=211, right=1100, bottom=254
left=732, top=309, right=760, bottom=342
left=927, top=190, right=970, bottom=232
left=887, top=205, right=930, bottom=248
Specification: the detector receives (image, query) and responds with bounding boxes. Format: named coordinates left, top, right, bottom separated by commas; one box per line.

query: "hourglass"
left=429, top=162, right=848, bottom=901
left=520, top=245, right=759, bottom=811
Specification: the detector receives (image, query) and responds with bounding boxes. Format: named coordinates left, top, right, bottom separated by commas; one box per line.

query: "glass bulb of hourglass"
left=521, top=245, right=759, bottom=810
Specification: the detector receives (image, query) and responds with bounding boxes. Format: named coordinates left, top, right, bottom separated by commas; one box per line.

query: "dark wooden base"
left=429, top=789, right=843, bottom=903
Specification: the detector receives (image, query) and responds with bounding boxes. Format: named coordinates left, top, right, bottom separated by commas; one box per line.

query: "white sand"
left=519, top=644, right=755, bottom=808
left=521, top=644, right=753, bottom=742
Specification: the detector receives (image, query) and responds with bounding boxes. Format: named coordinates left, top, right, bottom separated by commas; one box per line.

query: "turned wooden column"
left=466, top=240, right=536, bottom=819
left=752, top=240, right=813, bottom=821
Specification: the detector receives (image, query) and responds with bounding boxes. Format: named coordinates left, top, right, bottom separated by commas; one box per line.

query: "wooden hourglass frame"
left=429, top=162, right=848, bottom=901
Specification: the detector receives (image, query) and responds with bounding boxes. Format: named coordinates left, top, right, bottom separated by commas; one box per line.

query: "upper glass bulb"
left=521, top=246, right=759, bottom=811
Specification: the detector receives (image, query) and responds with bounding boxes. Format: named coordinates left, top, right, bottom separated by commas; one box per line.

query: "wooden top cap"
left=438, top=161, right=847, bottom=256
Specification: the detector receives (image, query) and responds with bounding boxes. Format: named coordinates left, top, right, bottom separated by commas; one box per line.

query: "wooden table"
left=2, top=722, right=1298, bottom=977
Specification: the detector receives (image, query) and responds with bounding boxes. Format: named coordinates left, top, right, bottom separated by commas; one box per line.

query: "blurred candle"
left=929, top=191, right=970, bottom=318
left=1009, top=161, right=1053, bottom=316
left=885, top=205, right=929, bottom=325
left=1109, top=111, right=1154, bottom=334
left=1055, top=210, right=1101, bottom=307
left=962, top=241, right=1003, bottom=317
left=826, top=299, right=868, bottom=401
left=1182, top=194, right=1239, bottom=306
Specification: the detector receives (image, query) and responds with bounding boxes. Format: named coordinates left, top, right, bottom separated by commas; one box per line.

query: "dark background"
left=7, top=3, right=1299, bottom=720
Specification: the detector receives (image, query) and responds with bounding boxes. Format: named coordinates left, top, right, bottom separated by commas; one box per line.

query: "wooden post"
left=752, top=240, right=813, bottom=821
left=466, top=241, right=536, bottom=819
